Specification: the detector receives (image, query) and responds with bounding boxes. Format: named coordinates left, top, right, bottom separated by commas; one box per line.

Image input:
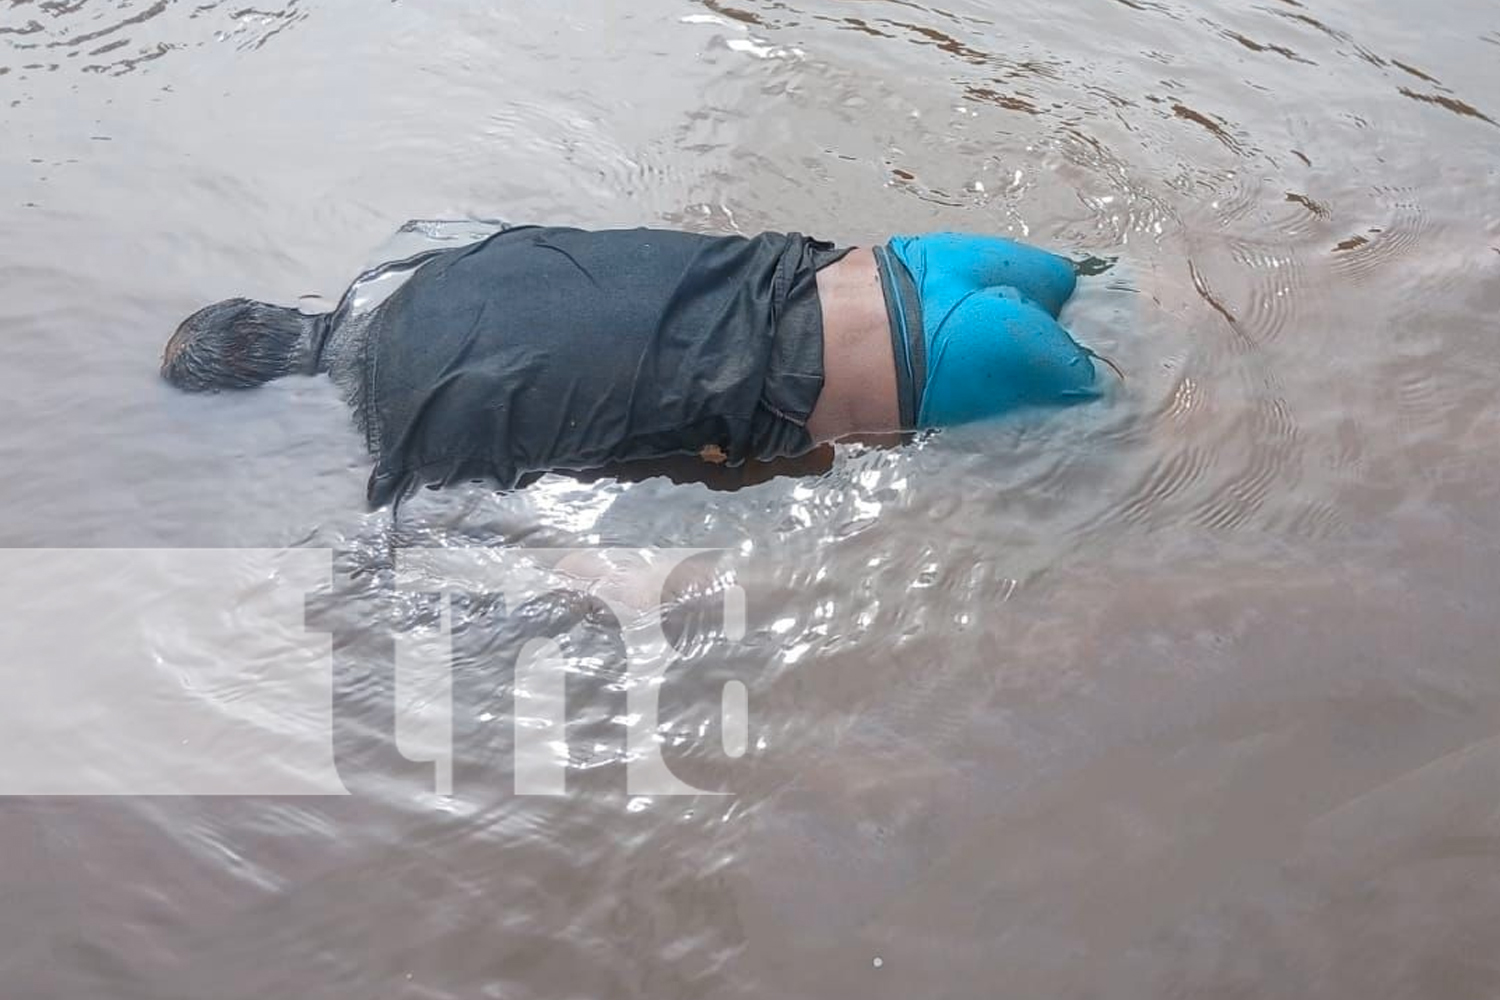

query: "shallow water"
left=3, top=0, right=1499, bottom=996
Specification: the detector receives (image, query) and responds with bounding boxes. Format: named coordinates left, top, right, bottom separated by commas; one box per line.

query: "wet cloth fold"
left=353, top=226, right=848, bottom=507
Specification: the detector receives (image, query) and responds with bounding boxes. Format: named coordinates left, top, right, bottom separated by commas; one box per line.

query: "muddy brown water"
left=3, top=0, right=1500, bottom=997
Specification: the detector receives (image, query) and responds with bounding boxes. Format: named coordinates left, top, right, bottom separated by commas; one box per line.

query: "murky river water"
left=3, top=0, right=1499, bottom=996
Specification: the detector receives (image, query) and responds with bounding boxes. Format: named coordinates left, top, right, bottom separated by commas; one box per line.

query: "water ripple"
left=1190, top=394, right=1301, bottom=531
left=0, top=0, right=306, bottom=81
left=10, top=0, right=1500, bottom=994
left=1230, top=239, right=1308, bottom=346
left=1329, top=185, right=1434, bottom=283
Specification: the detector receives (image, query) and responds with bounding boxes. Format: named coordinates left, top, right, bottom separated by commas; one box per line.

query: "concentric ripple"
left=1329, top=184, right=1435, bottom=283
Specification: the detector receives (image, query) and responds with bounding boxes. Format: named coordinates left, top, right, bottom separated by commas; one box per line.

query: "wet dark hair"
left=160, top=297, right=316, bottom=391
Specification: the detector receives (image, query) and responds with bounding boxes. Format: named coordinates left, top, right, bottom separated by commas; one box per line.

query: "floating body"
left=162, top=225, right=1103, bottom=506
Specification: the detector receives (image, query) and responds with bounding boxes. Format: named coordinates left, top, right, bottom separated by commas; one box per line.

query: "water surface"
left=3, top=0, right=1499, bottom=996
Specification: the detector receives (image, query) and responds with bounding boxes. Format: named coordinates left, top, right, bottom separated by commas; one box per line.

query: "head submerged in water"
left=160, top=298, right=322, bottom=391
left=159, top=225, right=1109, bottom=507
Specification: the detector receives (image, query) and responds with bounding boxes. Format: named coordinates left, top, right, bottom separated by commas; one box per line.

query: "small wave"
left=1230, top=239, right=1310, bottom=346
left=1220, top=29, right=1316, bottom=65
left=1170, top=102, right=1249, bottom=156
left=1397, top=87, right=1498, bottom=128
left=1278, top=499, right=1348, bottom=540
left=0, top=0, right=306, bottom=80
left=1283, top=191, right=1332, bottom=221
left=1189, top=394, right=1301, bottom=532
left=1111, top=446, right=1219, bottom=526
left=1328, top=185, right=1433, bottom=283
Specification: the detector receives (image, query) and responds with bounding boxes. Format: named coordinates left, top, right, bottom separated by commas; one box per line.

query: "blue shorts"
left=874, top=233, right=1100, bottom=429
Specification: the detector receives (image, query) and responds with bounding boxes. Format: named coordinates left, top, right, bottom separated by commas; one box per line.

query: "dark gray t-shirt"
left=313, top=225, right=847, bottom=507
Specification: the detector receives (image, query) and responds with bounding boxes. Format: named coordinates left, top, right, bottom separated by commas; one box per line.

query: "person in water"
left=161, top=225, right=1106, bottom=507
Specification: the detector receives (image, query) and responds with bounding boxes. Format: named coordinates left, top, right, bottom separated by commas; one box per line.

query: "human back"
left=360, top=226, right=789, bottom=501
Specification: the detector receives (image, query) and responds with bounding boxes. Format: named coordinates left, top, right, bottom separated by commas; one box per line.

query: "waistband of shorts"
left=751, top=236, right=852, bottom=459
left=874, top=242, right=925, bottom=431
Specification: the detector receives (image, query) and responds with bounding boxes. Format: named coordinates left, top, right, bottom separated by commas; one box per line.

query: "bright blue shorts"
left=874, top=233, right=1100, bottom=429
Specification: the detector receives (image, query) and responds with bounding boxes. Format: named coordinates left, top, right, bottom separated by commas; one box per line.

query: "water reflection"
left=1, top=0, right=307, bottom=81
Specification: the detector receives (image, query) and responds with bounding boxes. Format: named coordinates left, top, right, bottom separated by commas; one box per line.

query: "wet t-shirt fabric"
left=345, top=226, right=847, bottom=507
